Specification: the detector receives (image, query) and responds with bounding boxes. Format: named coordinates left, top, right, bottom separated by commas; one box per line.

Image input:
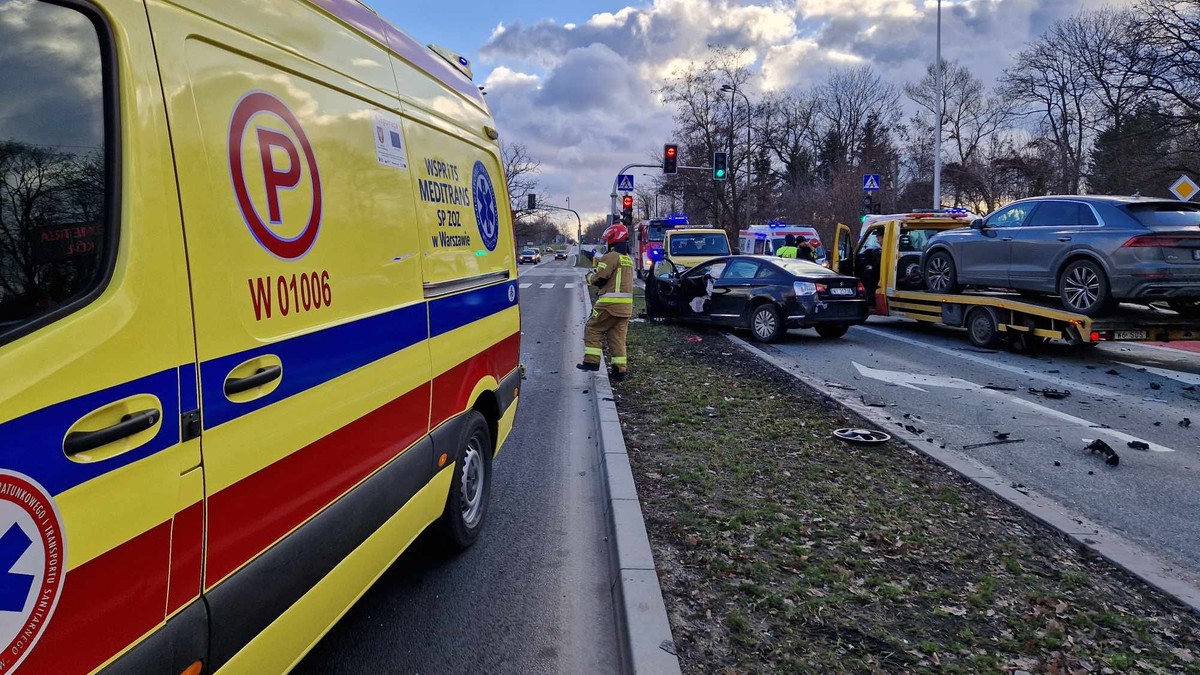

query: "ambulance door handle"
left=64, top=409, right=162, bottom=456
left=224, top=365, right=282, bottom=396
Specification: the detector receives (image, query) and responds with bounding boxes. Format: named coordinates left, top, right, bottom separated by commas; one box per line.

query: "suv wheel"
left=749, top=304, right=784, bottom=343
left=924, top=250, right=960, bottom=294
left=1058, top=259, right=1113, bottom=317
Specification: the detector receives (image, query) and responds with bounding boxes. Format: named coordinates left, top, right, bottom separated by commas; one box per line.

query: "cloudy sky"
left=378, top=0, right=1129, bottom=223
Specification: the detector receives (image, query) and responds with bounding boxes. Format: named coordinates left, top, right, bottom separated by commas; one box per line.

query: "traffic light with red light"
left=663, top=144, right=678, bottom=174
left=622, top=195, right=634, bottom=229
left=713, top=151, right=728, bottom=181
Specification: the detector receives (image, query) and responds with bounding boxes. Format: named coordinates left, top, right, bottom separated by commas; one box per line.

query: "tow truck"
left=831, top=210, right=1200, bottom=350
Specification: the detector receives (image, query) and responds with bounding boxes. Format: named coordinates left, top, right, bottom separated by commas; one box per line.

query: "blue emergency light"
left=663, top=214, right=689, bottom=225
left=648, top=248, right=665, bottom=261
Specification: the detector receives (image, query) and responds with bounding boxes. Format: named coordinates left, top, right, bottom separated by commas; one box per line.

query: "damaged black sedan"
left=645, top=255, right=869, bottom=342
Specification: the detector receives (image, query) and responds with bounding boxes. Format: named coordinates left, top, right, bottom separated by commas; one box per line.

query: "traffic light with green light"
left=713, top=151, right=728, bottom=181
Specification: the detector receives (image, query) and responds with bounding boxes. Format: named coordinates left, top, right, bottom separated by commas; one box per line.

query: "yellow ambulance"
left=0, top=1, right=520, bottom=672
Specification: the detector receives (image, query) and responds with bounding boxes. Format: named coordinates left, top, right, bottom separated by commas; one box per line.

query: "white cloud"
left=476, top=0, right=1135, bottom=219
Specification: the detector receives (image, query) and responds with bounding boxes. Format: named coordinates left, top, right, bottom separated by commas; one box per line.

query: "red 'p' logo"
left=228, top=91, right=322, bottom=260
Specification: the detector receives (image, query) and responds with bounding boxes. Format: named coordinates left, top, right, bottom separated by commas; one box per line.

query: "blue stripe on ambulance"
left=0, top=368, right=181, bottom=496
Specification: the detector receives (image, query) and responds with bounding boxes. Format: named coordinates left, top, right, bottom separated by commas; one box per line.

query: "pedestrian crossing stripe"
left=515, top=281, right=582, bottom=290
left=519, top=283, right=532, bottom=288
left=539, top=283, right=553, bottom=289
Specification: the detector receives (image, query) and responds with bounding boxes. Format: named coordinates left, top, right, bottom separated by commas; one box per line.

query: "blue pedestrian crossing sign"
left=617, top=174, right=635, bottom=192
left=862, top=174, right=882, bottom=192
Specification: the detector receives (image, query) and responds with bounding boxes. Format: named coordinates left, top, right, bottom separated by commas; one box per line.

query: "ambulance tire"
left=437, top=411, right=492, bottom=552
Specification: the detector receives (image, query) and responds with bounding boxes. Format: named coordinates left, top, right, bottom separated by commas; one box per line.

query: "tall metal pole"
left=932, top=0, right=943, bottom=211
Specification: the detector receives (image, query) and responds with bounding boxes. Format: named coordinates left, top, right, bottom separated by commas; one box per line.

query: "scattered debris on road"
left=994, top=431, right=1011, bottom=440
left=983, top=384, right=1017, bottom=391
left=1085, top=439, right=1120, bottom=466
left=1105, top=369, right=1120, bottom=375
left=963, top=438, right=1026, bottom=450
left=1029, top=387, right=1071, bottom=399
left=1127, top=440, right=1151, bottom=451
left=860, top=395, right=886, bottom=407
left=823, top=381, right=856, bottom=391
left=1150, top=381, right=1162, bottom=390
left=1182, top=418, right=1193, bottom=428
left=685, top=336, right=702, bottom=343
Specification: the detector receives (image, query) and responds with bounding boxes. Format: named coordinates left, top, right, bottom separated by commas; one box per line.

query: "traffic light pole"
left=539, top=204, right=582, bottom=244
left=610, top=163, right=663, bottom=215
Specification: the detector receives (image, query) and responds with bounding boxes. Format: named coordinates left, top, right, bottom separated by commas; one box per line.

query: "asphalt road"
left=754, top=317, right=1200, bottom=578
left=297, top=259, right=619, bottom=674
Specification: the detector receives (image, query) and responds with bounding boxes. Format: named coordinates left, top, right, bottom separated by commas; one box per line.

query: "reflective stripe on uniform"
left=611, top=356, right=628, bottom=365
left=596, top=262, right=608, bottom=270
left=619, top=255, right=634, bottom=267
left=584, top=347, right=603, bottom=356
left=597, top=296, right=634, bottom=305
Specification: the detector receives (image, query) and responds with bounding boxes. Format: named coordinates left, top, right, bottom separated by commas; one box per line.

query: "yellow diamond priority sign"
left=1170, top=175, right=1198, bottom=201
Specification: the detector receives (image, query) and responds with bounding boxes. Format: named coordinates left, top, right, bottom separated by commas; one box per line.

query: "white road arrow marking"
left=1115, top=362, right=1200, bottom=387
left=850, top=361, right=1175, bottom=452
left=852, top=361, right=981, bottom=392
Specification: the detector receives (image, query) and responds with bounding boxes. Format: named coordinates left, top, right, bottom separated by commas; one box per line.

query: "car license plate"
left=1114, top=330, right=1147, bottom=340
left=830, top=287, right=855, bottom=296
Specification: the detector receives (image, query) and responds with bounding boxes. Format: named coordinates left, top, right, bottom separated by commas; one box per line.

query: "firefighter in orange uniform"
left=577, top=224, right=634, bottom=381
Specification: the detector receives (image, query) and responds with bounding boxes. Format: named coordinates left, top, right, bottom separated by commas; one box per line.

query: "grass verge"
left=613, top=297, right=1200, bottom=674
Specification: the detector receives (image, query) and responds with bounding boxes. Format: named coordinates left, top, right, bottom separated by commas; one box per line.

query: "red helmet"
left=602, top=224, right=629, bottom=245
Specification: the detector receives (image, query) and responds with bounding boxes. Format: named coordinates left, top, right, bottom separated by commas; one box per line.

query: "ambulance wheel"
left=437, top=411, right=492, bottom=552
left=749, top=303, right=784, bottom=343
left=966, top=307, right=1001, bottom=349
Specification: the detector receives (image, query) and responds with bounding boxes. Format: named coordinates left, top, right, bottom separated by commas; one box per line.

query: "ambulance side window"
left=0, top=1, right=112, bottom=345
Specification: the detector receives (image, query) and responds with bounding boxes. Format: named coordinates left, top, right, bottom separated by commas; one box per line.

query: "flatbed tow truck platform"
left=831, top=212, right=1200, bottom=350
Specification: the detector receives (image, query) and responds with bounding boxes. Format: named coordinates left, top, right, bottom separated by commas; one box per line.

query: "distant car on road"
left=554, top=249, right=568, bottom=260
left=519, top=248, right=542, bottom=265
left=544, top=246, right=554, bottom=253
left=923, top=196, right=1200, bottom=317
left=646, top=255, right=868, bottom=342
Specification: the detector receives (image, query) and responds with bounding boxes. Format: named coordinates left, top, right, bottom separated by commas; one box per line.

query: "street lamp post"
left=933, top=0, right=943, bottom=211
left=721, top=83, right=753, bottom=230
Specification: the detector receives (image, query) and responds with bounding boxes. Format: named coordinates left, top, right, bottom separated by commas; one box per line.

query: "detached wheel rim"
left=460, top=438, right=485, bottom=528
left=928, top=255, right=952, bottom=292
left=753, top=308, right=777, bottom=339
left=1064, top=266, right=1100, bottom=311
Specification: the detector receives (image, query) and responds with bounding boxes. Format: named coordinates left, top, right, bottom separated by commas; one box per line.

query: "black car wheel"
left=749, top=303, right=784, bottom=343
left=1168, top=299, right=1200, bottom=317
left=966, top=307, right=1001, bottom=349
left=815, top=324, right=849, bottom=339
left=1058, top=259, right=1113, bottom=316
left=436, top=411, right=492, bottom=552
left=923, top=250, right=960, bottom=294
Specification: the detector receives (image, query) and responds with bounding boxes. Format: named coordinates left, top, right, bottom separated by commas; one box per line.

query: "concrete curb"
left=728, top=333, right=1200, bottom=616
left=578, top=280, right=683, bottom=675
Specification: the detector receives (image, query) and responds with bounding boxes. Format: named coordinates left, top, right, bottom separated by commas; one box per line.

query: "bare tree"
left=501, top=142, right=542, bottom=226
left=816, top=66, right=901, bottom=169
left=759, top=90, right=820, bottom=191
left=1135, top=0, right=1200, bottom=124
left=658, top=47, right=753, bottom=237
left=1001, top=22, right=1100, bottom=193
left=1059, top=8, right=1150, bottom=132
